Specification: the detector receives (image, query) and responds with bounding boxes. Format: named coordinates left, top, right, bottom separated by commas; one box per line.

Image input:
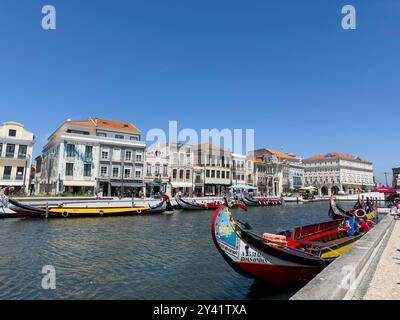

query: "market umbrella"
left=370, top=186, right=397, bottom=193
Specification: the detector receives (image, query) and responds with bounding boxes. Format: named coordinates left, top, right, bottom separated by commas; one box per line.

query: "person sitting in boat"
left=359, top=217, right=374, bottom=234
left=345, top=216, right=360, bottom=236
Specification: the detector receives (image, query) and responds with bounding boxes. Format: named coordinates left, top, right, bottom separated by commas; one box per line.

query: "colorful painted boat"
left=175, top=196, right=222, bottom=210
left=212, top=203, right=363, bottom=284
left=328, top=195, right=376, bottom=220
left=4, top=195, right=172, bottom=218
left=241, top=194, right=282, bottom=207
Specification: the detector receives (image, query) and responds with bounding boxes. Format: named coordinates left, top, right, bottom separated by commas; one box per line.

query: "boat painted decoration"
left=241, top=194, right=282, bottom=207
left=2, top=195, right=173, bottom=218
left=175, top=196, right=222, bottom=210
left=212, top=203, right=364, bottom=284
left=328, top=194, right=376, bottom=220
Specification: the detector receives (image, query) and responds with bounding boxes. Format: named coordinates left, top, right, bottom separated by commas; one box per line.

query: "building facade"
left=144, top=142, right=169, bottom=196
left=232, top=153, right=246, bottom=186
left=0, top=121, right=35, bottom=194
left=288, top=161, right=305, bottom=191
left=168, top=142, right=195, bottom=196
left=37, top=118, right=146, bottom=196
left=304, top=152, right=374, bottom=195
left=194, top=144, right=232, bottom=196
left=393, top=167, right=400, bottom=192
left=251, top=149, right=303, bottom=195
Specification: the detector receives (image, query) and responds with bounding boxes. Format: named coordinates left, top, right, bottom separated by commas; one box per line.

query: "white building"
left=144, top=142, right=169, bottom=196
left=0, top=121, right=35, bottom=194
left=195, top=144, right=232, bottom=196
left=232, top=153, right=246, bottom=186
left=304, top=152, right=374, bottom=195
left=288, top=160, right=305, bottom=191
left=37, top=118, right=146, bottom=196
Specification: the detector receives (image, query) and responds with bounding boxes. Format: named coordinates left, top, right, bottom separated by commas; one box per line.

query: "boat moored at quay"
left=1, top=194, right=174, bottom=218
left=241, top=194, right=282, bottom=206
left=211, top=201, right=365, bottom=284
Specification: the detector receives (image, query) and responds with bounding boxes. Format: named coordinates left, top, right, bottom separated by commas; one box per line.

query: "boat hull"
left=211, top=206, right=327, bottom=284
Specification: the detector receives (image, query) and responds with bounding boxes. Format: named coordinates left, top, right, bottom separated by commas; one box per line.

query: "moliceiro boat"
left=328, top=194, right=376, bottom=220
left=175, top=196, right=223, bottom=210
left=241, top=194, right=282, bottom=207
left=2, top=194, right=173, bottom=218
left=212, top=202, right=363, bottom=284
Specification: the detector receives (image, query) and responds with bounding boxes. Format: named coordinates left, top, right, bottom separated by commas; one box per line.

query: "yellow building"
left=0, top=122, right=35, bottom=193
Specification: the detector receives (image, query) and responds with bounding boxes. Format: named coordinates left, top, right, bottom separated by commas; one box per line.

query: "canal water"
left=0, top=202, right=344, bottom=300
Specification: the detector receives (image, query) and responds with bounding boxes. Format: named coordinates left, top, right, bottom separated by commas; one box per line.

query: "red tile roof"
left=65, top=117, right=141, bottom=134
left=305, top=152, right=370, bottom=163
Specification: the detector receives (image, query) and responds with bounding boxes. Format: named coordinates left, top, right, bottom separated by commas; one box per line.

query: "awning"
left=63, top=180, right=96, bottom=187
left=110, top=182, right=144, bottom=188
left=229, top=184, right=257, bottom=190
left=146, top=182, right=163, bottom=187
left=171, top=182, right=192, bottom=188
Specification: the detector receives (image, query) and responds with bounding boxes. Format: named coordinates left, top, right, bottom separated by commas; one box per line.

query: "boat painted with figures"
left=2, top=195, right=173, bottom=218
left=211, top=202, right=363, bottom=284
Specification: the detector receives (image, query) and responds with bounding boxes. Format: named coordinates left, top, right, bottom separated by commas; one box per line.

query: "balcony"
left=2, top=174, right=11, bottom=180
left=6, top=153, right=14, bottom=158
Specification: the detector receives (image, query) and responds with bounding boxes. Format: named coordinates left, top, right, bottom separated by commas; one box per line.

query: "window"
left=16, top=167, right=24, bottom=180
left=0, top=143, right=2, bottom=156
left=18, top=145, right=27, bottom=159
left=130, top=136, right=139, bottom=141
left=221, top=171, right=225, bottom=179
left=101, top=150, right=109, bottom=160
left=163, top=164, right=168, bottom=177
left=124, top=168, right=131, bottom=179
left=135, top=170, right=142, bottom=179
left=6, top=144, right=15, bottom=158
left=85, top=146, right=93, bottom=161
left=3, top=166, right=12, bottom=180
left=155, top=163, right=161, bottom=176
left=66, top=144, right=75, bottom=157
left=97, top=132, right=107, bottom=137
left=115, top=135, right=124, bottom=139
left=186, top=170, right=190, bottom=180
left=173, top=169, right=177, bottom=179
left=67, top=129, right=89, bottom=135
left=216, top=171, right=220, bottom=178
left=136, top=153, right=143, bottom=162
left=112, top=167, right=120, bottom=178
left=226, top=171, right=230, bottom=179
left=179, top=170, right=184, bottom=180
left=206, top=170, right=210, bottom=178
left=147, top=163, right=152, bottom=176
left=211, top=170, right=215, bottom=178
left=65, top=163, right=74, bottom=176
left=125, top=151, right=132, bottom=161
left=8, top=129, right=16, bottom=137
left=100, top=166, right=108, bottom=176
left=84, top=164, right=91, bottom=177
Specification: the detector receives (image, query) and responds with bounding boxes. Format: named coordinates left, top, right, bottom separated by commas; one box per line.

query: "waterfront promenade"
left=363, top=219, right=400, bottom=299
left=291, top=214, right=398, bottom=300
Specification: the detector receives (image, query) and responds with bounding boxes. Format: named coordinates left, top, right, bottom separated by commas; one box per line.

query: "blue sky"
left=0, top=0, right=399, bottom=184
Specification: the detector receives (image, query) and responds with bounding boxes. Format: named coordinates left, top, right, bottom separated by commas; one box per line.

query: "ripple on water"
left=0, top=202, right=332, bottom=299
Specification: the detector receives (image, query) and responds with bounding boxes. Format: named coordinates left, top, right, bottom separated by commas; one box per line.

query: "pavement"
left=363, top=219, right=400, bottom=299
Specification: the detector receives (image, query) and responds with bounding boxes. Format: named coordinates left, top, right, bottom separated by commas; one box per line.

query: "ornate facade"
left=304, top=152, right=374, bottom=195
